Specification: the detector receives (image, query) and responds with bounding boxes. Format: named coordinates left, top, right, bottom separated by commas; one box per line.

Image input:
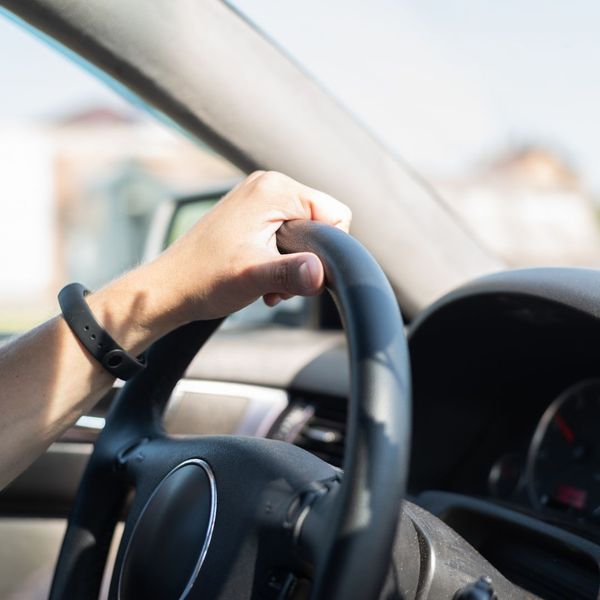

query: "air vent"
left=268, top=393, right=347, bottom=467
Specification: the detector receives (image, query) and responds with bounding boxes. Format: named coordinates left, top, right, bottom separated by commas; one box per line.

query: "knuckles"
left=247, top=170, right=290, bottom=195
left=271, top=261, right=290, bottom=287
left=242, top=170, right=352, bottom=232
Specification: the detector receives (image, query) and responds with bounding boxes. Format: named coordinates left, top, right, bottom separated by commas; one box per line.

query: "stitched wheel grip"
left=277, top=221, right=411, bottom=600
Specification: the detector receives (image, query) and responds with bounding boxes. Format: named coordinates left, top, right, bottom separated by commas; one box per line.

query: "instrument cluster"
left=488, top=379, right=600, bottom=532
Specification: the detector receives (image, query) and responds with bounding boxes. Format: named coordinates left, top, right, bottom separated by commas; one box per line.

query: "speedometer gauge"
left=526, top=379, right=600, bottom=520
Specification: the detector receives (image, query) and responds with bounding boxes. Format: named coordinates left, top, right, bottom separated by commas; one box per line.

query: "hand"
left=151, top=171, right=352, bottom=323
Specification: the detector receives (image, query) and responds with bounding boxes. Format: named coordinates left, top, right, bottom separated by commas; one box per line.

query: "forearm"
left=0, top=171, right=350, bottom=490
left=0, top=264, right=179, bottom=488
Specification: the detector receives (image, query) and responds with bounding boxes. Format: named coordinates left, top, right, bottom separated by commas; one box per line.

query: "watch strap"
left=58, top=283, right=146, bottom=380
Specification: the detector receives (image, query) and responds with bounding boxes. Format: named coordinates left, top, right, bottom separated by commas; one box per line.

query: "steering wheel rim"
left=49, top=220, right=411, bottom=600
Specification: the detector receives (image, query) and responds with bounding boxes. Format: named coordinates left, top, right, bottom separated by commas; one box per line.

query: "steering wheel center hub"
left=119, top=459, right=217, bottom=600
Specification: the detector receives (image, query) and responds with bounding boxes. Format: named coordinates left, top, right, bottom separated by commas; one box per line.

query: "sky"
left=0, top=9, right=133, bottom=120
left=231, top=0, right=600, bottom=191
left=1, top=2, right=600, bottom=191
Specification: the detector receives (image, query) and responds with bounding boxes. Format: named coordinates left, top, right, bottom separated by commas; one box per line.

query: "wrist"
left=86, top=264, right=187, bottom=357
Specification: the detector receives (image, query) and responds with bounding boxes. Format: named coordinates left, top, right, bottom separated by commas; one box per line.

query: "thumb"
left=253, top=252, right=324, bottom=297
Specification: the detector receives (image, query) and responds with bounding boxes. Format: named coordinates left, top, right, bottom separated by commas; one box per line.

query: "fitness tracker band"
left=58, top=283, right=146, bottom=380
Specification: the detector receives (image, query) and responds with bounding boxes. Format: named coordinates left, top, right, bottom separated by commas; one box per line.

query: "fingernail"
left=299, top=256, right=319, bottom=292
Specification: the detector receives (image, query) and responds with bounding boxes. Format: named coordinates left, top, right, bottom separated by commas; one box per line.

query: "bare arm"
left=0, top=172, right=351, bottom=489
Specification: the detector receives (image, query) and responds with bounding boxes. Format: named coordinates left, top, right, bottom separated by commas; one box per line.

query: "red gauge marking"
left=554, top=413, right=575, bottom=444
left=555, top=484, right=587, bottom=510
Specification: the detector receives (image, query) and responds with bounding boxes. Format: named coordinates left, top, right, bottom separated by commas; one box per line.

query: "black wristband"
left=58, top=283, right=146, bottom=380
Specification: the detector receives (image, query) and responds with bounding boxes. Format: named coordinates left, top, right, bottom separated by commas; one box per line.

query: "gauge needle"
left=554, top=413, right=575, bottom=444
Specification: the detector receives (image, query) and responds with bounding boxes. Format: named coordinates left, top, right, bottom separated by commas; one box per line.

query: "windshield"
left=2, top=4, right=600, bottom=333
left=232, top=1, right=600, bottom=267
left=0, top=10, right=320, bottom=334
left=0, top=14, right=241, bottom=334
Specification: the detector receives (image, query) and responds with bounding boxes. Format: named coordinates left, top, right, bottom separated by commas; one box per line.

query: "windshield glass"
left=0, top=13, right=314, bottom=334
left=3, top=4, right=600, bottom=332
left=232, top=1, right=600, bottom=268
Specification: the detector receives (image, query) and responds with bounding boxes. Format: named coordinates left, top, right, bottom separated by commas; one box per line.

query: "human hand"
left=151, top=171, right=352, bottom=323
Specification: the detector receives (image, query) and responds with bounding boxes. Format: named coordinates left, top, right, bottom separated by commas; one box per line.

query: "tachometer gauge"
left=526, top=379, right=600, bottom=520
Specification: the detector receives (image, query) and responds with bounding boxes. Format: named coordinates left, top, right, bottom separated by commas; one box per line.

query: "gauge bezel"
left=525, top=377, right=600, bottom=514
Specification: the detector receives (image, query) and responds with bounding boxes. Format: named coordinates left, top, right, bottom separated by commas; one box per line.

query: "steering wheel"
left=49, top=220, right=411, bottom=600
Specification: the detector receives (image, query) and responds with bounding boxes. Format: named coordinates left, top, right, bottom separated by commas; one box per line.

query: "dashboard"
left=407, top=270, right=600, bottom=537
left=160, top=268, right=600, bottom=554
left=402, top=267, right=600, bottom=598
left=4, top=267, right=600, bottom=598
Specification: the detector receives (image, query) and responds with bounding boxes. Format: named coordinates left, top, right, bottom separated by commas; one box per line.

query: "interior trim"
left=73, top=379, right=288, bottom=439
left=74, top=416, right=105, bottom=431
left=166, top=378, right=288, bottom=437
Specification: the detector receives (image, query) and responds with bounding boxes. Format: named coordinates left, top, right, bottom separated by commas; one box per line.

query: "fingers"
left=245, top=170, right=265, bottom=185
left=298, top=184, right=352, bottom=233
left=263, top=293, right=282, bottom=307
left=243, top=171, right=352, bottom=233
left=251, top=252, right=324, bottom=298
left=263, top=292, right=293, bottom=307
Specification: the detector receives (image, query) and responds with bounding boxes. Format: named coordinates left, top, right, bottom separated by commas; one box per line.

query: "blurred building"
left=2, top=111, right=600, bottom=333
left=436, top=146, right=600, bottom=267
left=0, top=108, right=239, bottom=330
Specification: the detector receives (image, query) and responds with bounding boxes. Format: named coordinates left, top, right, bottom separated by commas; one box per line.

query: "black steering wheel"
left=49, top=220, right=411, bottom=600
